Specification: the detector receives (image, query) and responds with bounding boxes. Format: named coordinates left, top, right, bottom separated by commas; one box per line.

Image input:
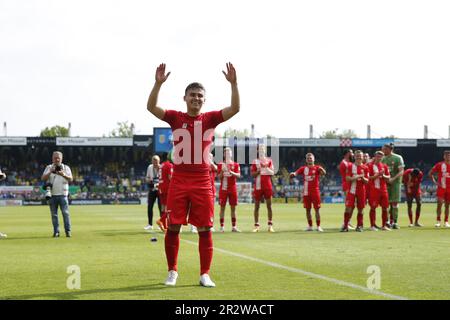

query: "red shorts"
left=253, top=188, right=273, bottom=202
left=345, top=192, right=366, bottom=209
left=369, top=189, right=389, bottom=208
left=166, top=172, right=215, bottom=228
left=303, top=191, right=321, bottom=209
left=437, top=188, right=450, bottom=202
left=342, top=182, right=349, bottom=193
left=219, top=189, right=238, bottom=206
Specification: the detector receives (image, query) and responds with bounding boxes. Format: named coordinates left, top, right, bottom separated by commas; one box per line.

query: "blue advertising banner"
left=351, top=138, right=394, bottom=147
left=153, top=127, right=173, bottom=152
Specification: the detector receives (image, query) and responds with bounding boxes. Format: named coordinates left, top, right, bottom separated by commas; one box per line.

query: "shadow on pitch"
left=2, top=283, right=199, bottom=300
left=96, top=230, right=155, bottom=237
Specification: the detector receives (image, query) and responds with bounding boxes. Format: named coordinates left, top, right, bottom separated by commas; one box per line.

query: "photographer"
left=41, top=151, right=73, bottom=238
left=144, top=155, right=161, bottom=230
left=0, top=168, right=7, bottom=239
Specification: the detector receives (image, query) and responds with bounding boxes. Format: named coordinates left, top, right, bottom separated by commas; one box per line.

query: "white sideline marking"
left=181, top=238, right=408, bottom=300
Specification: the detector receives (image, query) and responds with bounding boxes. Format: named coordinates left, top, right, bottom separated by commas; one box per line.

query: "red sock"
left=357, top=213, right=363, bottom=227
left=165, top=230, right=179, bottom=272
left=343, top=212, right=351, bottom=228
left=231, top=217, right=236, bottom=227
left=369, top=208, right=376, bottom=227
left=445, top=212, right=449, bottom=223
left=437, top=213, right=441, bottom=221
left=268, top=221, right=273, bottom=226
left=382, top=209, right=388, bottom=227
left=198, top=231, right=213, bottom=275
left=407, top=208, right=413, bottom=224
left=307, top=218, right=313, bottom=227
left=220, top=218, right=224, bottom=227
left=316, top=219, right=320, bottom=227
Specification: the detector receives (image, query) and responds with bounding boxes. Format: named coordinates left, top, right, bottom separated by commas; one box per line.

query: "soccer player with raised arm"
left=402, top=168, right=424, bottom=227
left=217, top=147, right=241, bottom=232
left=429, top=150, right=450, bottom=228
left=290, top=153, right=326, bottom=232
left=147, top=62, right=239, bottom=287
left=381, top=143, right=404, bottom=229
left=251, top=144, right=275, bottom=233
left=341, top=150, right=368, bottom=232
left=367, top=151, right=391, bottom=231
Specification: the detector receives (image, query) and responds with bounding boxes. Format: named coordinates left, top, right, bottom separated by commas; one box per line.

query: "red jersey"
left=251, top=157, right=273, bottom=191
left=209, top=164, right=217, bottom=196
left=218, top=161, right=240, bottom=191
left=346, top=163, right=368, bottom=195
left=339, top=160, right=352, bottom=191
left=158, top=161, right=173, bottom=193
left=402, top=169, right=423, bottom=194
left=367, top=162, right=390, bottom=192
left=163, top=110, right=224, bottom=174
left=295, top=165, right=322, bottom=196
left=430, top=162, right=450, bottom=189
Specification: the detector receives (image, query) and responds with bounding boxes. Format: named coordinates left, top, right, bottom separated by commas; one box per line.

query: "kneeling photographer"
left=41, top=151, right=73, bottom=238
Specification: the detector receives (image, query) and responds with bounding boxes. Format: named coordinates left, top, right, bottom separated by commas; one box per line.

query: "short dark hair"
left=383, top=143, right=394, bottom=150
left=412, top=168, right=420, bottom=176
left=184, top=82, right=205, bottom=96
left=343, top=149, right=352, bottom=155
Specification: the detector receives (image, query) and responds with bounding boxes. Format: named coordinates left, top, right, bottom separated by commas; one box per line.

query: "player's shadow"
left=96, top=230, right=154, bottom=237
left=1, top=283, right=198, bottom=300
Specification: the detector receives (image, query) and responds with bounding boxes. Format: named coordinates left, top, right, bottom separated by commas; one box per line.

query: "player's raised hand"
left=155, top=63, right=171, bottom=84
left=222, top=62, right=237, bottom=84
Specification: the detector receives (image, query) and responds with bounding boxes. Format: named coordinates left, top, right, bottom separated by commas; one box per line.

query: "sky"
left=1, top=0, right=450, bottom=139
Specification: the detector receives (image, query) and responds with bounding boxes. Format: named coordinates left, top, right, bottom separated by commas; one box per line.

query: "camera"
left=149, top=177, right=159, bottom=191
left=42, top=183, right=53, bottom=200
left=54, top=165, right=63, bottom=172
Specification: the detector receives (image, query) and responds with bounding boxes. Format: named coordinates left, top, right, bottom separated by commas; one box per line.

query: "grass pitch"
left=0, top=203, right=449, bottom=300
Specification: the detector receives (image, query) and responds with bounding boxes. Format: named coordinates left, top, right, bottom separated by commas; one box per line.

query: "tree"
left=319, top=129, right=359, bottom=139
left=109, top=121, right=135, bottom=138
left=320, top=129, right=340, bottom=139
left=221, top=127, right=250, bottom=138
left=40, top=125, right=70, bottom=137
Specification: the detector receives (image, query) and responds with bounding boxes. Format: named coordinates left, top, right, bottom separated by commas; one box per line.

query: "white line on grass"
left=180, top=238, right=408, bottom=300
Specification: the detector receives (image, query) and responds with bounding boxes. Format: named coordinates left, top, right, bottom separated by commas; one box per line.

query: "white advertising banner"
left=57, top=137, right=133, bottom=146
left=0, top=137, right=27, bottom=146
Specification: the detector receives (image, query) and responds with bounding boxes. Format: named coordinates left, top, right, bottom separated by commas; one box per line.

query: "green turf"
left=0, top=203, right=449, bottom=300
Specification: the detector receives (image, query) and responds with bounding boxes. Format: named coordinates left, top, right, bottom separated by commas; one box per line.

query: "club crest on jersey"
left=182, top=123, right=188, bottom=129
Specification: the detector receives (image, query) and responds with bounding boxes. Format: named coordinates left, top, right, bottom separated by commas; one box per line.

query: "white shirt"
left=43, top=164, right=72, bottom=196
left=146, top=164, right=161, bottom=180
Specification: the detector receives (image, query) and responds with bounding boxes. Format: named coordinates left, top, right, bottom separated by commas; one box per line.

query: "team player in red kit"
left=147, top=62, right=240, bottom=287
left=339, top=149, right=355, bottom=230
left=367, top=151, right=391, bottom=231
left=290, top=153, right=326, bottom=232
left=402, top=168, right=424, bottom=227
left=155, top=152, right=174, bottom=233
left=217, top=147, right=241, bottom=232
left=341, top=150, right=368, bottom=232
left=429, top=150, right=450, bottom=228
left=251, top=144, right=275, bottom=233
